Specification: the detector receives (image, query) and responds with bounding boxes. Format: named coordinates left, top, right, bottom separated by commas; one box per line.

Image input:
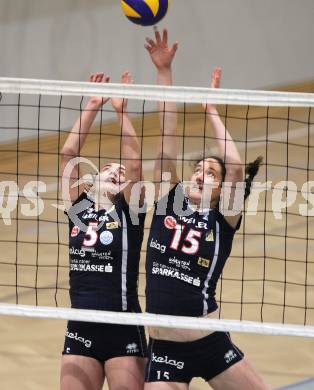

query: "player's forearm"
left=157, top=67, right=173, bottom=86
left=156, top=67, right=178, bottom=179
left=207, top=107, right=241, bottom=165
left=61, top=100, right=101, bottom=157
left=157, top=68, right=177, bottom=136
left=118, top=113, right=141, bottom=172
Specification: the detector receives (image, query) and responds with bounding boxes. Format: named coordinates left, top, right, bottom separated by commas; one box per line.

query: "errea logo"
left=224, top=349, right=237, bottom=364
left=126, top=343, right=139, bottom=354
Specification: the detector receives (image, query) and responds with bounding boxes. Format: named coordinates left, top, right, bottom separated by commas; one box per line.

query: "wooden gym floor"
left=0, top=83, right=313, bottom=389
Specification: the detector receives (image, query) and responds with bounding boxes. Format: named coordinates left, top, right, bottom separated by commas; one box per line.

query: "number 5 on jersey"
left=83, top=222, right=98, bottom=246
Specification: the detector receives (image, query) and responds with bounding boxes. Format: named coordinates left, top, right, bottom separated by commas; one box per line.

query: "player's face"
left=94, top=163, right=126, bottom=195
left=188, top=158, right=223, bottom=207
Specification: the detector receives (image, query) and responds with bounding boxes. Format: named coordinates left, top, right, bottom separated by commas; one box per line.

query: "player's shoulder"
left=213, top=207, right=242, bottom=232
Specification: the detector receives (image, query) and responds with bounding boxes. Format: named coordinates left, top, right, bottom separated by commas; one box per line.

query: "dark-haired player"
left=144, top=29, right=270, bottom=389
left=60, top=72, right=146, bottom=390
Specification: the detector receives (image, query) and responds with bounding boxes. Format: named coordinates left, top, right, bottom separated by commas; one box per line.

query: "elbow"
left=127, top=159, right=142, bottom=176
left=60, top=147, right=76, bottom=161
left=227, top=163, right=243, bottom=180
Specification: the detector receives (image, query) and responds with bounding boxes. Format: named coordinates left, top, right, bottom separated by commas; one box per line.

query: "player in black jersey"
left=60, top=72, right=147, bottom=390
left=144, top=30, right=270, bottom=389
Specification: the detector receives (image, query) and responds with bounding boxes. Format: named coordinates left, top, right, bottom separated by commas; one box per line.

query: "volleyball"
left=121, top=0, right=169, bottom=26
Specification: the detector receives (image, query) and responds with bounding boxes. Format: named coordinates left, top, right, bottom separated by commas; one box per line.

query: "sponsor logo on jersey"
left=65, top=329, right=92, bottom=348
left=224, top=349, right=237, bottom=364
left=82, top=213, right=110, bottom=222
left=70, top=263, right=105, bottom=272
left=152, top=264, right=200, bottom=286
left=197, top=257, right=210, bottom=268
left=100, top=231, right=113, bottom=245
left=106, top=221, right=119, bottom=230
left=81, top=246, right=95, bottom=252
left=168, top=256, right=191, bottom=271
left=105, top=263, right=113, bottom=273
left=150, top=238, right=166, bottom=254
left=91, top=250, right=113, bottom=260
left=164, top=216, right=177, bottom=229
left=178, top=216, right=208, bottom=229
left=152, top=353, right=184, bottom=370
left=71, top=226, right=80, bottom=237
left=126, top=343, right=139, bottom=354
left=205, top=229, right=214, bottom=242
left=69, top=247, right=86, bottom=258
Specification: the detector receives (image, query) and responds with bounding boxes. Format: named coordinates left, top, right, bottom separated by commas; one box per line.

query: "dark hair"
left=192, top=154, right=263, bottom=200
left=244, top=156, right=263, bottom=199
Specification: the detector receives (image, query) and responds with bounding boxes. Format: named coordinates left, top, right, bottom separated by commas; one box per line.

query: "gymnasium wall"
left=0, top=0, right=313, bottom=143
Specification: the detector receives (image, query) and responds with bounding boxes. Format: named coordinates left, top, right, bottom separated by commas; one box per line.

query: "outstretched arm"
left=61, top=73, right=110, bottom=204
left=204, top=68, right=243, bottom=227
left=145, top=29, right=179, bottom=197
left=111, top=72, right=144, bottom=207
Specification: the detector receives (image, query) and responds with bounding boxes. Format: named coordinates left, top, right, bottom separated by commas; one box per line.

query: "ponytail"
left=244, top=156, right=263, bottom=200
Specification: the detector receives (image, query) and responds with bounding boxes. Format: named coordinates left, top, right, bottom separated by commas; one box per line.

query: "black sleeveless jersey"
left=146, top=183, right=241, bottom=317
left=67, top=191, right=145, bottom=312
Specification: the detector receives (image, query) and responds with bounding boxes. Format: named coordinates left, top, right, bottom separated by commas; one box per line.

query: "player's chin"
left=98, top=183, right=121, bottom=196
left=188, top=189, right=202, bottom=204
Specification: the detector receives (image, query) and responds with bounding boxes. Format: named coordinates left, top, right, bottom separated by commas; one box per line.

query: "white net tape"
left=0, top=303, right=314, bottom=338
left=1, top=77, right=314, bottom=106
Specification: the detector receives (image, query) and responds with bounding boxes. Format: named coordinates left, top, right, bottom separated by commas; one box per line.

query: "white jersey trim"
left=202, top=221, right=220, bottom=316
left=121, top=211, right=128, bottom=311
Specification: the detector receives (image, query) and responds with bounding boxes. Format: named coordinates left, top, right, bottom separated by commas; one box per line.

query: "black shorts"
left=145, top=332, right=244, bottom=383
left=62, top=321, right=147, bottom=363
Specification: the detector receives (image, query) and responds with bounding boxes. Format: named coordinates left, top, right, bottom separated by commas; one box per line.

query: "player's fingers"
left=121, top=71, right=129, bottom=82
left=96, top=72, right=105, bottom=82
left=144, top=44, right=153, bottom=52
left=91, top=73, right=99, bottom=82
left=146, top=37, right=156, bottom=47
left=170, top=42, right=179, bottom=56
left=162, top=29, right=168, bottom=45
left=155, top=29, right=162, bottom=44
left=213, top=67, right=222, bottom=78
left=211, top=67, right=221, bottom=88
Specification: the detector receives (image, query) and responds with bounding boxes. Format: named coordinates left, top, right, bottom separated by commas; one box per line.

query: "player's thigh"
left=208, top=357, right=271, bottom=390
left=105, top=356, right=146, bottom=390
left=144, top=382, right=188, bottom=390
left=60, top=354, right=104, bottom=390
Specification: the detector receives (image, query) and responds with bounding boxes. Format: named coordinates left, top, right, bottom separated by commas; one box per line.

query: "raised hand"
left=88, top=72, right=110, bottom=107
left=203, top=67, right=221, bottom=113
left=111, top=71, right=133, bottom=113
left=145, top=29, right=178, bottom=71
left=211, top=67, right=221, bottom=88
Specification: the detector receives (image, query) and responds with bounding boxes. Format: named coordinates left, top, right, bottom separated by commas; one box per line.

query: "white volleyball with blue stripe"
left=121, top=0, right=170, bottom=26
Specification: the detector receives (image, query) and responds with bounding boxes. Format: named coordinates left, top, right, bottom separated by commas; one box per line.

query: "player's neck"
left=88, top=190, right=115, bottom=211
left=188, top=198, right=218, bottom=212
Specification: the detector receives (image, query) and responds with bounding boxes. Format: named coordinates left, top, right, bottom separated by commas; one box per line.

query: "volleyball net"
left=0, top=77, right=313, bottom=338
